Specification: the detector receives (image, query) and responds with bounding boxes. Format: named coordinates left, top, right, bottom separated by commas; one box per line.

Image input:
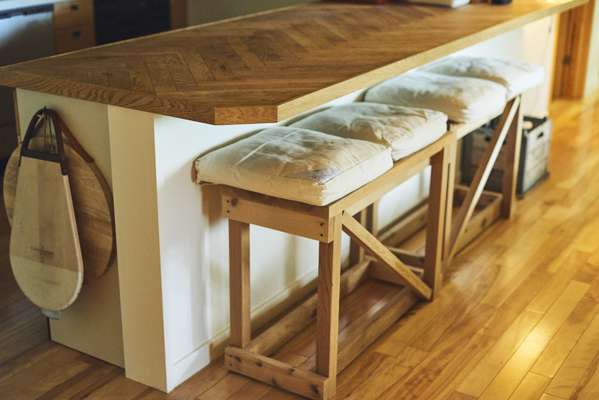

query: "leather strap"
left=20, top=108, right=68, bottom=175
left=19, top=108, right=95, bottom=176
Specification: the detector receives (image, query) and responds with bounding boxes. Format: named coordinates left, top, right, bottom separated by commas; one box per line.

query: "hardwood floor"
left=0, top=171, right=48, bottom=366
left=1, top=94, right=598, bottom=399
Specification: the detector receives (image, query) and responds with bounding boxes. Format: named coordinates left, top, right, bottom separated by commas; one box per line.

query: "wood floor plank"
left=0, top=341, right=54, bottom=382
left=578, top=363, right=599, bottom=400
left=380, top=243, right=507, bottom=350
left=507, top=372, right=550, bottom=400
left=35, top=360, right=122, bottom=400
left=412, top=332, right=497, bottom=400
left=456, top=309, right=543, bottom=396
left=479, top=280, right=589, bottom=400
left=196, top=371, right=253, bottom=400
left=539, top=394, right=564, bottom=400
left=335, top=353, right=409, bottom=400
left=445, top=392, right=477, bottom=400
left=545, top=310, right=599, bottom=398
left=376, top=341, right=428, bottom=368
left=166, top=359, right=229, bottom=399
left=85, top=375, right=150, bottom=399
left=330, top=351, right=392, bottom=400
left=378, top=302, right=497, bottom=400
left=527, top=250, right=595, bottom=314
left=0, top=345, right=90, bottom=399
left=589, top=247, right=599, bottom=267
left=532, top=294, right=599, bottom=378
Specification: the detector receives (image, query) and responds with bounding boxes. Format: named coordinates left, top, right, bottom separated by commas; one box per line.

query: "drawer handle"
left=72, top=30, right=81, bottom=38
left=70, top=4, right=79, bottom=11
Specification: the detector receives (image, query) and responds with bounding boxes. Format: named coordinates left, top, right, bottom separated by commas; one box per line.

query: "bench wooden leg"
left=448, top=97, right=520, bottom=261
left=365, top=202, right=379, bottom=235
left=443, top=140, right=457, bottom=263
left=349, top=211, right=366, bottom=265
left=424, top=144, right=452, bottom=297
left=317, top=218, right=342, bottom=391
left=501, top=97, right=524, bottom=219
left=349, top=202, right=379, bottom=265
left=229, top=220, right=251, bottom=348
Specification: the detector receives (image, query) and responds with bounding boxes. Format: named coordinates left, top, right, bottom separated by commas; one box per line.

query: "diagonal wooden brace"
left=448, top=97, right=521, bottom=262
left=341, top=213, right=432, bottom=300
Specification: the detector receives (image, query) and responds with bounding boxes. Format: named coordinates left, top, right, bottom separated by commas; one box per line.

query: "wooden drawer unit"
left=54, top=0, right=94, bottom=29
left=54, top=0, right=95, bottom=53
left=55, top=25, right=95, bottom=54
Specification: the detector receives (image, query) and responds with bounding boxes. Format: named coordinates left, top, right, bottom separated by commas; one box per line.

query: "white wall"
left=585, top=1, right=599, bottom=97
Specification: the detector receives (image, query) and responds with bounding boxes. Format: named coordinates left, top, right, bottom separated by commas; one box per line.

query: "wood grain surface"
left=3, top=145, right=115, bottom=281
left=0, top=0, right=586, bottom=124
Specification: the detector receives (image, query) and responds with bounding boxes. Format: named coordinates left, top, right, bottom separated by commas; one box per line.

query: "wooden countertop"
left=0, top=0, right=585, bottom=125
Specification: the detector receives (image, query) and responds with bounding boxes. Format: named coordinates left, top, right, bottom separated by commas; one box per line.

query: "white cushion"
left=364, top=71, right=507, bottom=123
left=290, top=103, right=448, bottom=161
left=194, top=127, right=393, bottom=206
left=425, top=56, right=545, bottom=99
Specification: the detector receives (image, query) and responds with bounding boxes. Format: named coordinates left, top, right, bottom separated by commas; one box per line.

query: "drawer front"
left=54, top=0, right=94, bottom=29
left=55, top=25, right=95, bottom=54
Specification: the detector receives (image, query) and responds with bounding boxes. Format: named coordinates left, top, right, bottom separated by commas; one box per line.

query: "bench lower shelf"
left=226, top=278, right=416, bottom=399
left=381, top=185, right=503, bottom=254
left=224, top=186, right=503, bottom=399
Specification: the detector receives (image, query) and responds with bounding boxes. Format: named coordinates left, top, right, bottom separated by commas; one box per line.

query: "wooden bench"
left=217, top=132, right=456, bottom=399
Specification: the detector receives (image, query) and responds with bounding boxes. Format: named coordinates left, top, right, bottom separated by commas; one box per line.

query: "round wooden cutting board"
left=3, top=144, right=115, bottom=281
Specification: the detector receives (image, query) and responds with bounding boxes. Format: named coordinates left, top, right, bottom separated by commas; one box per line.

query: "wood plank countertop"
left=0, top=0, right=586, bottom=125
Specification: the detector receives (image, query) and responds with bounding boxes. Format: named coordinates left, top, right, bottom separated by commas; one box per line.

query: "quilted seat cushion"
left=364, top=71, right=507, bottom=123
left=290, top=103, right=448, bottom=161
left=424, top=56, right=545, bottom=99
left=194, top=127, right=393, bottom=206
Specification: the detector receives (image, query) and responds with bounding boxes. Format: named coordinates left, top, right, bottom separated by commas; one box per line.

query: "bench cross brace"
left=448, top=97, right=522, bottom=261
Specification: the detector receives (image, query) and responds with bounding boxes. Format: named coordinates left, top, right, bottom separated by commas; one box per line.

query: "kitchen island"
left=0, top=0, right=586, bottom=392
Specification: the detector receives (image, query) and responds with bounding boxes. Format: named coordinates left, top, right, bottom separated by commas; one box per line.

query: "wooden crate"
left=518, top=116, right=552, bottom=194
left=461, top=116, right=551, bottom=196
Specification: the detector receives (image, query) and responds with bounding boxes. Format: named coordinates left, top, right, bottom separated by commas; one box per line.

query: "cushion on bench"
left=194, top=127, right=393, bottom=206
left=364, top=71, right=507, bottom=123
left=424, top=56, right=545, bottom=99
left=290, top=103, right=448, bottom=161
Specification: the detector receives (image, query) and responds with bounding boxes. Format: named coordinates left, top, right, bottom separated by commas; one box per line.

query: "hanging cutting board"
left=3, top=111, right=115, bottom=281
left=9, top=109, right=84, bottom=311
